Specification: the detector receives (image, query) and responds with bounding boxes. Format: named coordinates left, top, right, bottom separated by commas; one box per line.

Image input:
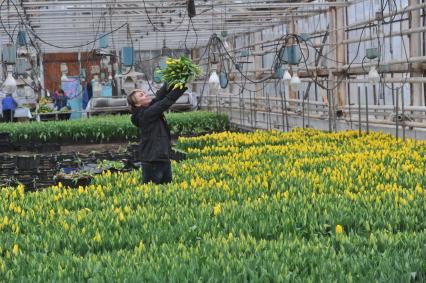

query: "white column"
left=409, top=0, right=424, bottom=109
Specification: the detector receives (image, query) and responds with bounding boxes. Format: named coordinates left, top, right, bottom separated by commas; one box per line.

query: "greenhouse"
left=0, top=0, right=425, bottom=281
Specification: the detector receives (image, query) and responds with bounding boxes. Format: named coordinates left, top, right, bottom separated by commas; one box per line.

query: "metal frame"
left=0, top=0, right=350, bottom=52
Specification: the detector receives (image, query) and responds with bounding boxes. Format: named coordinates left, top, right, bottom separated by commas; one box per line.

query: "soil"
left=8, top=142, right=130, bottom=155
left=4, top=136, right=183, bottom=156
left=59, top=143, right=130, bottom=154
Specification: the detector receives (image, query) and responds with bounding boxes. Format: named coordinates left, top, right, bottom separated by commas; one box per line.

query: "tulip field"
left=1, top=129, right=425, bottom=281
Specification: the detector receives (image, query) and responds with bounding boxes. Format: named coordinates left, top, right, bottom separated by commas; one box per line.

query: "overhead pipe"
left=184, top=2, right=426, bottom=58
left=21, top=0, right=351, bottom=8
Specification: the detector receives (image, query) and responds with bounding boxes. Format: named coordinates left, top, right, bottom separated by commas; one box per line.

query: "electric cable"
left=0, top=0, right=129, bottom=50
left=141, top=0, right=187, bottom=33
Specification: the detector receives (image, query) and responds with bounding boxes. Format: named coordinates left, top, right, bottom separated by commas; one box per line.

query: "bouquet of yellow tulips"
left=156, top=56, right=202, bottom=90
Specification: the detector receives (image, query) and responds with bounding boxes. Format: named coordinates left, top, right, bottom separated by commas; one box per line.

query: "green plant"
left=55, top=170, right=93, bottom=184
left=0, top=111, right=229, bottom=144
left=156, top=56, right=202, bottom=89
left=38, top=104, right=53, bottom=114
left=59, top=107, right=70, bottom=113
left=97, top=160, right=125, bottom=170
left=117, top=146, right=128, bottom=155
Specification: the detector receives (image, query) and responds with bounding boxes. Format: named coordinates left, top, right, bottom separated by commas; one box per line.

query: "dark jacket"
left=54, top=95, right=69, bottom=110
left=131, top=84, right=186, bottom=162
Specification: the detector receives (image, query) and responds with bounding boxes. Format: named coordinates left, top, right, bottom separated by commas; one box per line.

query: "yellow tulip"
left=213, top=203, right=221, bottom=216
left=93, top=231, right=102, bottom=243
left=336, top=225, right=344, bottom=234
left=12, top=244, right=19, bottom=256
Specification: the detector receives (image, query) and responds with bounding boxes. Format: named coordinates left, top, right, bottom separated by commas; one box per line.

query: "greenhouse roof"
left=0, top=0, right=349, bottom=53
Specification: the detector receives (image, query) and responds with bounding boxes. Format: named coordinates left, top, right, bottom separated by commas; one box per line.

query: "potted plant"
left=97, top=160, right=125, bottom=173
left=54, top=170, right=93, bottom=187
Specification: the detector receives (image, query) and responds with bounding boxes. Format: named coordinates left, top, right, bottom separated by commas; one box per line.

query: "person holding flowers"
left=127, top=56, right=201, bottom=184
left=127, top=83, right=187, bottom=184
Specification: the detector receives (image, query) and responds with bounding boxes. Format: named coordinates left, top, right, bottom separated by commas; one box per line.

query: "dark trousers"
left=141, top=161, right=172, bottom=184
left=2, top=110, right=14, bottom=122
left=59, top=113, right=71, bottom=120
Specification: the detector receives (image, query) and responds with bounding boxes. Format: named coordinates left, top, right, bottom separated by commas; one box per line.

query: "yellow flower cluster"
left=0, top=129, right=424, bottom=280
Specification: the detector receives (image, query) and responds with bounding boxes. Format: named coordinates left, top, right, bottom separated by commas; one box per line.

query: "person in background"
left=54, top=89, right=68, bottom=110
left=54, top=89, right=71, bottom=120
left=52, top=88, right=59, bottom=100
left=127, top=83, right=187, bottom=184
left=2, top=94, right=18, bottom=122
left=0, top=90, right=4, bottom=120
left=87, top=81, right=93, bottom=101
left=82, top=81, right=93, bottom=110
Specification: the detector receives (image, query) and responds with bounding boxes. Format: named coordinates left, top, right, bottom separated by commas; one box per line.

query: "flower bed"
left=0, top=111, right=229, bottom=144
left=0, top=129, right=425, bottom=281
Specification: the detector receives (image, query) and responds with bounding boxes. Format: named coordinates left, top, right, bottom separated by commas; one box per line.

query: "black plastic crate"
left=0, top=132, right=10, bottom=143
left=0, top=142, right=12, bottom=153
left=17, top=155, right=40, bottom=171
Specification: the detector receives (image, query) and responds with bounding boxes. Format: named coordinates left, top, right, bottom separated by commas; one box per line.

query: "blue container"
left=121, top=47, right=134, bottom=66
left=379, top=64, right=389, bottom=73
left=17, top=31, right=27, bottom=46
left=299, top=33, right=311, bottom=42
left=219, top=71, right=228, bottom=89
left=62, top=167, right=78, bottom=174
left=153, top=67, right=163, bottom=83
left=99, top=33, right=109, bottom=49
left=279, top=48, right=286, bottom=61
left=16, top=58, right=27, bottom=74
left=240, top=50, right=250, bottom=57
left=274, top=65, right=284, bottom=79
left=366, top=48, right=379, bottom=60
left=2, top=44, right=16, bottom=64
left=80, top=68, right=86, bottom=79
left=279, top=45, right=301, bottom=65
left=159, top=56, right=168, bottom=69
left=101, top=83, right=112, bottom=97
left=287, top=45, right=301, bottom=65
